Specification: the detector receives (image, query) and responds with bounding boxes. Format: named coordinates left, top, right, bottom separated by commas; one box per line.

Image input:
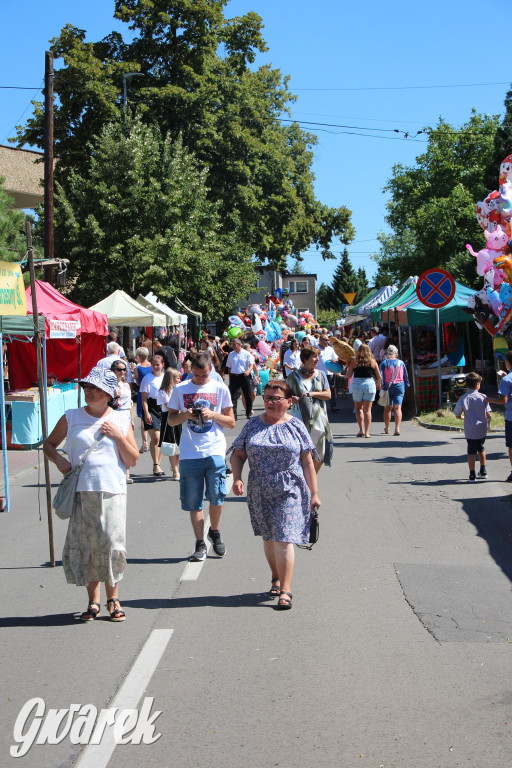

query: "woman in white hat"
left=44, top=367, right=139, bottom=622
left=379, top=345, right=410, bottom=436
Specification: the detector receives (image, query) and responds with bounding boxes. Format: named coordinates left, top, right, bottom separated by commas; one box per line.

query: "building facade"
left=246, top=268, right=317, bottom=316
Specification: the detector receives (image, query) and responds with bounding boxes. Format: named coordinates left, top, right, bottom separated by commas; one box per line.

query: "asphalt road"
left=1, top=395, right=512, bottom=768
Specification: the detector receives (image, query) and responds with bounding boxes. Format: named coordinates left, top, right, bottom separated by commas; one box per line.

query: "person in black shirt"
left=153, top=336, right=178, bottom=369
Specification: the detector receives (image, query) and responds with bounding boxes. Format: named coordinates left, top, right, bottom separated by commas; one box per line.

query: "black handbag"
left=297, top=505, right=319, bottom=550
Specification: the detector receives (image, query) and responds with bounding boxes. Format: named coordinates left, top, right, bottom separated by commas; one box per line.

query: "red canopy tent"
left=9, top=281, right=108, bottom=390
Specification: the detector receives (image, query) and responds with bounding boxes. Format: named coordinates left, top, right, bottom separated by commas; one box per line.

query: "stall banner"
left=0, top=262, right=26, bottom=316
left=48, top=319, right=80, bottom=339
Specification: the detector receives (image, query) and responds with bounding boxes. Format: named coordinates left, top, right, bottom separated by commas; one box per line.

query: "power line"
left=293, top=81, right=511, bottom=92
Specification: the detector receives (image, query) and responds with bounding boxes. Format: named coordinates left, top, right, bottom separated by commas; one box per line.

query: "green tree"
left=289, top=258, right=306, bottom=274
left=356, top=267, right=369, bottom=297
left=374, top=112, right=500, bottom=288
left=317, top=249, right=359, bottom=311
left=0, top=178, right=26, bottom=261
left=54, top=117, right=256, bottom=315
left=16, top=2, right=354, bottom=271
left=487, top=85, right=512, bottom=189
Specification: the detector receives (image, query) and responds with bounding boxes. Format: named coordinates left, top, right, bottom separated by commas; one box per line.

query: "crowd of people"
left=43, top=323, right=411, bottom=619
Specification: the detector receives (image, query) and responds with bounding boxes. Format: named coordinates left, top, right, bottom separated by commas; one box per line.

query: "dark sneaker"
left=469, top=472, right=476, bottom=483
left=207, top=527, right=226, bottom=557
left=189, top=540, right=207, bottom=562
left=478, top=467, right=488, bottom=479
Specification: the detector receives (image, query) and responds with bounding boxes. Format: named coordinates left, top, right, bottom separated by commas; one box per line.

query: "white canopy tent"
left=137, top=293, right=183, bottom=325
left=89, top=289, right=167, bottom=326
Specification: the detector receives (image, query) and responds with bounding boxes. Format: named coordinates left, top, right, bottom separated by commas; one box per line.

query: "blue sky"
left=1, top=0, right=510, bottom=293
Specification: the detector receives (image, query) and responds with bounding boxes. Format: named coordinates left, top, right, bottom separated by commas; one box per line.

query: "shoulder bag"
left=53, top=436, right=103, bottom=520
left=378, top=362, right=401, bottom=407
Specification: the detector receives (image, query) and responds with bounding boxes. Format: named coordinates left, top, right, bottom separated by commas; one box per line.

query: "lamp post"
left=122, top=72, right=144, bottom=110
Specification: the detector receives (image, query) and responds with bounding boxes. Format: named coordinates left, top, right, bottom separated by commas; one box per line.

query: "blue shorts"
left=388, top=382, right=405, bottom=405
left=179, top=455, right=227, bottom=511
left=352, top=377, right=376, bottom=402
left=467, top=438, right=485, bottom=456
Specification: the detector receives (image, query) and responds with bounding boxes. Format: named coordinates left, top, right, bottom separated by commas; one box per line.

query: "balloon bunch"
left=466, top=155, right=512, bottom=339
left=222, top=291, right=318, bottom=366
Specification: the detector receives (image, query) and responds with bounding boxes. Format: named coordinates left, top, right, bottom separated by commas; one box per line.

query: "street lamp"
left=122, top=73, right=144, bottom=110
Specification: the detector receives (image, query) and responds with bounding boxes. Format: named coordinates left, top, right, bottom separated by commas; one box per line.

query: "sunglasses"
left=263, top=395, right=287, bottom=403
left=114, top=367, right=127, bottom=372
left=81, top=383, right=101, bottom=391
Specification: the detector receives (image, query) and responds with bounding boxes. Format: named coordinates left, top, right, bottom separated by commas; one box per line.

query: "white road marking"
left=75, top=629, right=174, bottom=768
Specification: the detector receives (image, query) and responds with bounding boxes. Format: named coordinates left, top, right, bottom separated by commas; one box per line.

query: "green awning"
left=397, top=282, right=475, bottom=327
left=0, top=315, right=45, bottom=336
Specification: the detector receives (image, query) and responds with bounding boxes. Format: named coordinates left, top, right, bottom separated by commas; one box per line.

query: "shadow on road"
left=458, top=493, right=512, bottom=584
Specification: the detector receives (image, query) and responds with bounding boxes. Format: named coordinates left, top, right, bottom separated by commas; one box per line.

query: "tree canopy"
left=53, top=116, right=256, bottom=315
left=17, top=0, right=354, bottom=280
left=317, top=249, right=368, bottom=311
left=0, top=179, right=26, bottom=262
left=373, top=112, right=500, bottom=289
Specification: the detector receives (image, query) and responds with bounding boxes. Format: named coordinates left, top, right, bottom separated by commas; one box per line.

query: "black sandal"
left=80, top=601, right=100, bottom=621
left=268, top=578, right=280, bottom=598
left=153, top=464, right=165, bottom=477
left=106, top=598, right=126, bottom=622
left=276, top=591, right=292, bottom=610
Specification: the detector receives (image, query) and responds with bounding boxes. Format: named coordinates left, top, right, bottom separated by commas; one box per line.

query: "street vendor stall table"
left=9, top=385, right=79, bottom=445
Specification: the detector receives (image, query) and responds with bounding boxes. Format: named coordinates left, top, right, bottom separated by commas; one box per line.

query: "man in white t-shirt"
left=317, top=335, right=341, bottom=413
left=226, top=338, right=256, bottom=420
left=167, top=352, right=235, bottom=562
left=368, top=327, right=386, bottom=361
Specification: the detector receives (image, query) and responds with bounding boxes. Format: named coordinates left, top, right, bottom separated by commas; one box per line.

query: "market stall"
left=397, top=281, right=475, bottom=412
left=8, top=280, right=108, bottom=392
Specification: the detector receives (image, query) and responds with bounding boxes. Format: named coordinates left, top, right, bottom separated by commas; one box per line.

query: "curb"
left=414, top=418, right=504, bottom=433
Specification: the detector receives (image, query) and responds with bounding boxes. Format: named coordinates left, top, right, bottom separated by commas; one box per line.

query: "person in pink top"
left=379, top=345, right=409, bottom=436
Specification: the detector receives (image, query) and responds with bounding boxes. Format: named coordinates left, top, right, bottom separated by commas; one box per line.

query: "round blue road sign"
left=416, top=268, right=456, bottom=309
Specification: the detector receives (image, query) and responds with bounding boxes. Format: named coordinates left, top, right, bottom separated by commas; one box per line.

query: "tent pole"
left=465, top=322, right=473, bottom=372
left=77, top=336, right=82, bottom=407
left=436, top=308, right=442, bottom=409
left=479, top=328, right=484, bottom=377
left=27, top=222, right=55, bottom=567
left=408, top=325, right=417, bottom=415
left=42, top=334, right=48, bottom=431
left=0, top=332, right=9, bottom=513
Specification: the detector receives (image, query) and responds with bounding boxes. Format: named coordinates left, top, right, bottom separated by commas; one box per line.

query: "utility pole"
left=43, top=51, right=54, bottom=285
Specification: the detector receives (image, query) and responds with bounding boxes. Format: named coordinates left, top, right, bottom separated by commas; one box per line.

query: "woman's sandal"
left=80, top=601, right=100, bottom=622
left=268, top=578, right=281, bottom=598
left=394, top=430, right=400, bottom=436
left=153, top=464, right=165, bottom=477
left=106, top=598, right=126, bottom=622
left=276, top=591, right=292, bottom=610
left=139, top=444, right=148, bottom=453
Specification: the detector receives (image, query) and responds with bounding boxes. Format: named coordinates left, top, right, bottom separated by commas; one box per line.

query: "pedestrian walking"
left=140, top=355, right=165, bottom=476
left=43, top=367, right=139, bottom=622
left=230, top=379, right=321, bottom=610
left=167, top=352, right=235, bottom=561
left=379, top=345, right=410, bottom=436
left=287, top=346, right=333, bottom=472
left=226, top=338, right=256, bottom=420
left=453, top=372, right=491, bottom=482
left=344, top=344, right=382, bottom=438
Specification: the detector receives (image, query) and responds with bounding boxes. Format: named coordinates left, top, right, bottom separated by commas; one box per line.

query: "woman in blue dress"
left=230, top=379, right=321, bottom=610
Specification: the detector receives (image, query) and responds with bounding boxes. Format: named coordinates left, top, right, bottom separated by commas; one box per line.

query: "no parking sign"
left=416, top=268, right=456, bottom=309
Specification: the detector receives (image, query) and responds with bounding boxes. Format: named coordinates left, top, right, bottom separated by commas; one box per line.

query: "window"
left=287, top=280, right=308, bottom=294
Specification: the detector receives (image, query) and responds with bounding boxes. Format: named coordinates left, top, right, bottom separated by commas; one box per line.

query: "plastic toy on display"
left=466, top=156, right=512, bottom=340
